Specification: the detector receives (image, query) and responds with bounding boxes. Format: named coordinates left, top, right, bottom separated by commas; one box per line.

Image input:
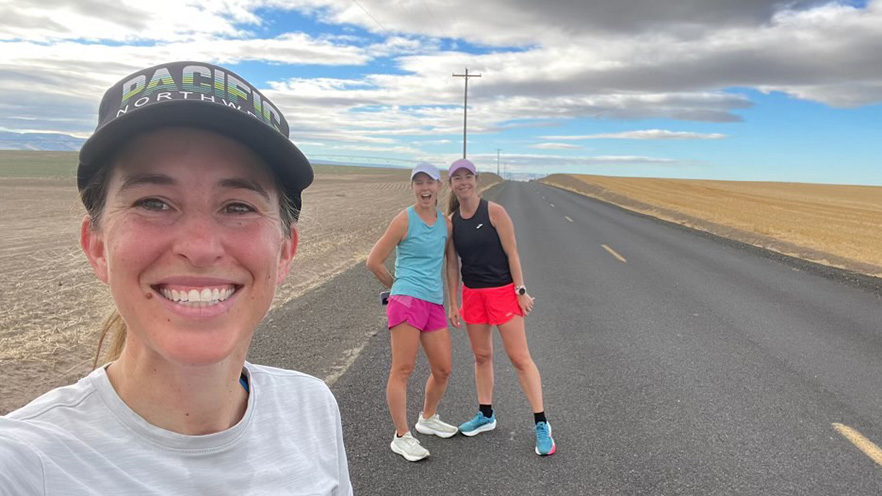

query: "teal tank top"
left=390, top=207, right=447, bottom=304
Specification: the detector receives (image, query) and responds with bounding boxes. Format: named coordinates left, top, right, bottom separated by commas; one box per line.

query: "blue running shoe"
left=534, top=421, right=556, bottom=456
left=459, top=412, right=497, bottom=437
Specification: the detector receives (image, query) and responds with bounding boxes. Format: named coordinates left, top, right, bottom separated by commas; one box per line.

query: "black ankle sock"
left=534, top=411, right=547, bottom=424
left=479, top=404, right=493, bottom=418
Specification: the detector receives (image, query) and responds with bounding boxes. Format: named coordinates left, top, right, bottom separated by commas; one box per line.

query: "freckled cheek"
left=224, top=230, right=286, bottom=274
left=104, top=224, right=170, bottom=283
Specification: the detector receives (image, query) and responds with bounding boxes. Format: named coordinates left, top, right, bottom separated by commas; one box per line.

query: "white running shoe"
left=390, top=431, right=430, bottom=462
left=415, top=412, right=459, bottom=438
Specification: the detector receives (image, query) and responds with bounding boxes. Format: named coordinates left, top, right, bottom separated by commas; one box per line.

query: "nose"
left=171, top=210, right=224, bottom=267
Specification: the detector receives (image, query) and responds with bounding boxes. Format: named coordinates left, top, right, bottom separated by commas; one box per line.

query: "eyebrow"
left=118, top=173, right=175, bottom=192
left=218, top=178, right=271, bottom=202
left=118, top=173, right=270, bottom=202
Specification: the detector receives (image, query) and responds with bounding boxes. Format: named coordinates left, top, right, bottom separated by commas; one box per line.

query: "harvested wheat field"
left=0, top=151, right=498, bottom=414
left=542, top=174, right=882, bottom=277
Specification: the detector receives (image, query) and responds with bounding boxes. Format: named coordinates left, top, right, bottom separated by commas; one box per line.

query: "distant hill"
left=0, top=131, right=85, bottom=151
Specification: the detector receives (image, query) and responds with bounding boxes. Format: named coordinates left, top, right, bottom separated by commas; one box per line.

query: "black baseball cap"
left=78, top=61, right=313, bottom=209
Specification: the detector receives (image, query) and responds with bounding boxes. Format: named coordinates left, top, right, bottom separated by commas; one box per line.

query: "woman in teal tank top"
left=367, top=163, right=459, bottom=461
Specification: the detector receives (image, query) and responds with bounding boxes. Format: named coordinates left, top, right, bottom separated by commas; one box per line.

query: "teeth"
left=158, top=286, right=236, bottom=305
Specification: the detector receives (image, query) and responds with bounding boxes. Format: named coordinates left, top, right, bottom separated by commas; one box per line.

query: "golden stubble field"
left=0, top=151, right=498, bottom=414
left=541, top=174, right=882, bottom=276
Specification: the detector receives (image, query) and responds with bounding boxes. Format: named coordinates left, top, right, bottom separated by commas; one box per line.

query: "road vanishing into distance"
left=328, top=181, right=882, bottom=495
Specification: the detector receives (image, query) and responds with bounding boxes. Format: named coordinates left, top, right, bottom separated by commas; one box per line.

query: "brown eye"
left=135, top=198, right=169, bottom=211
left=224, top=203, right=255, bottom=214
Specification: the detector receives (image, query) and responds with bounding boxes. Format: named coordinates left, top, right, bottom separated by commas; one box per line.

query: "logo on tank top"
left=476, top=223, right=483, bottom=229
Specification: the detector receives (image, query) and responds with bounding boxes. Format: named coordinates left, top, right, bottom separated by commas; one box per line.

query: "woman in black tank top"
left=445, top=159, right=557, bottom=456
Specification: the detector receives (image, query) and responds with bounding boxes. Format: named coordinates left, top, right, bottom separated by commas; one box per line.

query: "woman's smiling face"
left=449, top=169, right=477, bottom=200
left=412, top=172, right=441, bottom=207
left=81, top=127, right=298, bottom=366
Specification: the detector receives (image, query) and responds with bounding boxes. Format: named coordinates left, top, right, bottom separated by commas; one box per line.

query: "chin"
left=153, top=329, right=248, bottom=367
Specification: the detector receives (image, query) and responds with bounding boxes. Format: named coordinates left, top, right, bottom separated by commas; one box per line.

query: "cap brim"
left=78, top=100, right=313, bottom=208
left=410, top=171, right=439, bottom=180
left=448, top=165, right=476, bottom=176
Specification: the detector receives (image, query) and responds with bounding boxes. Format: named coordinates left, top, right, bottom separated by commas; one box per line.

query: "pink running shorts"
left=387, top=295, right=447, bottom=332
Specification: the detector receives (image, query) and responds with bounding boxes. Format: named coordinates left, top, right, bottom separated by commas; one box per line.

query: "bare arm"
left=445, top=215, right=462, bottom=327
left=489, top=202, right=534, bottom=314
left=366, top=211, right=408, bottom=289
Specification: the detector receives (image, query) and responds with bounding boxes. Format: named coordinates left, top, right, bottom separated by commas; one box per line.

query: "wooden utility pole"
left=453, top=67, right=481, bottom=159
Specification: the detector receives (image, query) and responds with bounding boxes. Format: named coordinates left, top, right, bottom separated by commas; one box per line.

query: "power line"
left=452, top=67, right=481, bottom=159
left=419, top=0, right=439, bottom=23
left=310, top=154, right=418, bottom=164
left=352, top=0, right=387, bottom=32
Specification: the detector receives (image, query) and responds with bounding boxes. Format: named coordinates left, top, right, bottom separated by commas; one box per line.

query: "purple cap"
left=448, top=158, right=477, bottom=176
left=411, top=162, right=440, bottom=180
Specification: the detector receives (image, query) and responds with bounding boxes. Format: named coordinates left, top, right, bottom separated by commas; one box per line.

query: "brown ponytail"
left=447, top=193, right=460, bottom=216
left=80, top=165, right=126, bottom=369
left=93, top=310, right=127, bottom=368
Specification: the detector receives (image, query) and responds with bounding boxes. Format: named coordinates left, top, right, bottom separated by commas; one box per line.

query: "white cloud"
left=323, top=143, right=425, bottom=155
left=0, top=0, right=252, bottom=42
left=455, top=151, right=689, bottom=176
left=0, top=35, right=373, bottom=132
left=366, top=36, right=439, bottom=57
left=530, top=143, right=583, bottom=150
left=758, top=82, right=882, bottom=108
left=297, top=0, right=826, bottom=46
left=2, top=34, right=370, bottom=71
left=470, top=152, right=678, bottom=166
left=542, top=130, right=728, bottom=140
left=310, top=0, right=882, bottom=107
left=2, top=0, right=882, bottom=162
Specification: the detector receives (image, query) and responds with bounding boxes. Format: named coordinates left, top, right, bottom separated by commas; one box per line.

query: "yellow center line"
left=833, top=423, right=882, bottom=467
left=565, top=216, right=573, bottom=222
left=602, top=244, right=627, bottom=263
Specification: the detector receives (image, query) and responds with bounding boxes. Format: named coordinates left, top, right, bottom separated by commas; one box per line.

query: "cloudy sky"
left=2, top=0, right=881, bottom=184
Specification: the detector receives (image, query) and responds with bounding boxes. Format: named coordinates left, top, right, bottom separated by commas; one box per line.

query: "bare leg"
left=419, top=328, right=452, bottom=418
left=465, top=323, right=494, bottom=405
left=497, top=316, right=544, bottom=413
left=387, top=322, right=421, bottom=436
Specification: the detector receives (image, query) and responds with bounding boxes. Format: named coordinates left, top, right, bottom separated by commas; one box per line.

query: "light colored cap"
left=411, top=162, right=440, bottom=180
left=448, top=158, right=477, bottom=176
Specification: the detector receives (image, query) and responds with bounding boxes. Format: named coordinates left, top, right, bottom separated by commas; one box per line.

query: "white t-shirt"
left=0, top=363, right=352, bottom=495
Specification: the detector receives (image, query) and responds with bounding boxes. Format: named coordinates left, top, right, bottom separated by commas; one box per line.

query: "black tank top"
left=452, top=199, right=513, bottom=288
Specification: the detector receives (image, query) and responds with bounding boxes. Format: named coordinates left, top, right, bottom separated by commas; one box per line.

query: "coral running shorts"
left=387, top=295, right=447, bottom=332
left=460, top=283, right=524, bottom=326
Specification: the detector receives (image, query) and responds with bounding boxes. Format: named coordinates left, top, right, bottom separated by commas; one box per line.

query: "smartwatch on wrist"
left=514, top=285, right=527, bottom=296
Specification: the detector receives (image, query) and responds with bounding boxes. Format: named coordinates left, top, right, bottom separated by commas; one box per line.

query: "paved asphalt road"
left=257, top=180, right=882, bottom=495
